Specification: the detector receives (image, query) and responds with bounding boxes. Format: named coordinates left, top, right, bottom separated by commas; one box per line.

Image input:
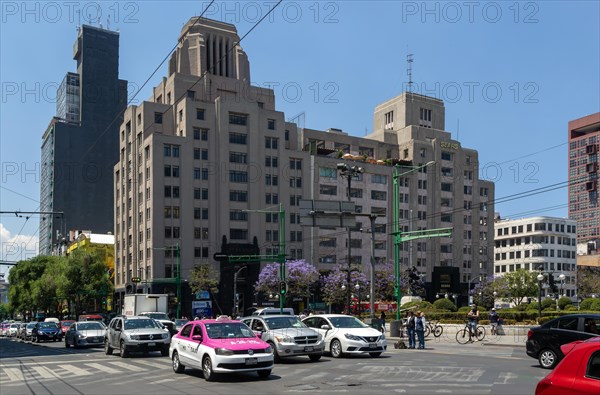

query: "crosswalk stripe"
left=135, top=360, right=170, bottom=369
left=61, top=364, right=92, bottom=376
left=108, top=361, right=147, bottom=372
left=85, top=363, right=120, bottom=374
left=31, top=366, right=60, bottom=379
left=4, top=368, right=24, bottom=382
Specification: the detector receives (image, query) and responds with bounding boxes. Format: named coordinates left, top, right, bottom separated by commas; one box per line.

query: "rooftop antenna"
left=107, top=15, right=110, bottom=31
left=406, top=54, right=414, bottom=93
left=98, top=17, right=102, bottom=29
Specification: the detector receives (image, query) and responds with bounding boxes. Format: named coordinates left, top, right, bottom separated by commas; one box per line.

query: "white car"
left=8, top=323, right=22, bottom=337
left=302, top=314, right=387, bottom=358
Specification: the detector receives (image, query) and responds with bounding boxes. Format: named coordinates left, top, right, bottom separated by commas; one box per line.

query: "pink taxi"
left=169, top=316, right=273, bottom=381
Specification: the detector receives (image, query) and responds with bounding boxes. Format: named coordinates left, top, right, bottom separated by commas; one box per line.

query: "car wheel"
left=120, top=340, right=129, bottom=358
left=539, top=349, right=558, bottom=369
left=330, top=339, right=343, bottom=358
left=268, top=341, right=280, bottom=363
left=202, top=356, right=215, bottom=381
left=161, top=346, right=169, bottom=357
left=257, top=369, right=271, bottom=379
left=309, top=354, right=322, bottom=362
left=104, top=339, right=113, bottom=355
left=172, top=351, right=185, bottom=373
left=65, top=338, right=70, bottom=348
left=369, top=352, right=382, bottom=358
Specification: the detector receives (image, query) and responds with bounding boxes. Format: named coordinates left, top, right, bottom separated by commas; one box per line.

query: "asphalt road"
left=0, top=336, right=546, bottom=394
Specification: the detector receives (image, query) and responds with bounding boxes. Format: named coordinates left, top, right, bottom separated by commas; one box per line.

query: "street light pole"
left=537, top=271, right=544, bottom=320
left=337, top=163, right=363, bottom=315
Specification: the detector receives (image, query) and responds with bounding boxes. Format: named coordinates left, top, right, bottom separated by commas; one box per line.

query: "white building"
left=494, top=216, right=577, bottom=300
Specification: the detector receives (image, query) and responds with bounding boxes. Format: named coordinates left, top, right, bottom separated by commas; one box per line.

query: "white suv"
left=105, top=316, right=170, bottom=358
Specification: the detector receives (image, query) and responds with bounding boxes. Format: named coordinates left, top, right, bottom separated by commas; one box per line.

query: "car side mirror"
left=191, top=335, right=203, bottom=342
left=321, top=325, right=331, bottom=330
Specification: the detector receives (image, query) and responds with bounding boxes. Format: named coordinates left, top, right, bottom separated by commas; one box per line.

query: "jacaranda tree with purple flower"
left=255, top=260, right=319, bottom=299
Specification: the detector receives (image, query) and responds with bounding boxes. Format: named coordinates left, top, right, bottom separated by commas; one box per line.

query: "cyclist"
left=467, top=304, right=480, bottom=340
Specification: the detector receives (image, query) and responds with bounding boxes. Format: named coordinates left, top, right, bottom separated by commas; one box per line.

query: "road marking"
left=4, top=368, right=24, bottom=381
left=135, top=360, right=170, bottom=369
left=31, top=366, right=60, bottom=379
left=150, top=378, right=176, bottom=384
left=61, top=364, right=92, bottom=376
left=85, top=363, right=120, bottom=374
left=495, top=371, right=518, bottom=384
left=109, top=361, right=147, bottom=372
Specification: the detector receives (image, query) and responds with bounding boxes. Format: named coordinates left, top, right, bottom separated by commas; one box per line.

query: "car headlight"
left=380, top=333, right=385, bottom=340
left=215, top=348, right=234, bottom=356
left=162, top=333, right=169, bottom=339
left=77, top=334, right=86, bottom=339
left=274, top=335, right=293, bottom=343
left=317, top=334, right=323, bottom=342
left=130, top=334, right=140, bottom=340
left=344, top=334, right=362, bottom=341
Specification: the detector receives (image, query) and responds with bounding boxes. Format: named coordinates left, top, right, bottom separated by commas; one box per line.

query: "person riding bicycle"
left=467, top=304, right=480, bottom=339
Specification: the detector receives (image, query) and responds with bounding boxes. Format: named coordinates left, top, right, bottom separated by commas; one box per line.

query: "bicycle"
left=424, top=320, right=444, bottom=338
left=455, top=320, right=486, bottom=344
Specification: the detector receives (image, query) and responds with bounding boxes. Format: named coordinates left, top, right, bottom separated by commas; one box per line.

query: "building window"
left=441, top=151, right=453, bottom=161
left=196, top=108, right=205, bottom=120
left=320, top=185, right=337, bottom=196
left=419, top=108, right=432, bottom=128
left=230, top=152, right=247, bottom=164
left=229, top=112, right=248, bottom=125
left=230, top=211, right=248, bottom=221
left=164, top=165, right=171, bottom=177
left=290, top=159, right=302, bottom=170
left=194, top=168, right=201, bottom=180
left=267, top=119, right=276, bottom=130
left=230, top=229, right=248, bottom=240
left=319, top=167, right=337, bottom=179
left=371, top=174, right=387, bottom=184
left=265, top=193, right=279, bottom=204
left=371, top=190, right=387, bottom=201
left=266, top=174, right=279, bottom=186
left=265, top=156, right=278, bottom=167
left=229, top=133, right=247, bottom=145
left=230, top=190, right=248, bottom=202
left=194, top=188, right=201, bottom=199
left=230, top=171, right=248, bottom=183
left=265, top=137, right=278, bottom=149
left=202, top=149, right=208, bottom=160
left=201, top=129, right=208, bottom=141
left=384, top=111, right=394, bottom=129
left=154, top=112, right=163, bottom=124
left=187, top=90, right=195, bottom=100
left=193, top=127, right=200, bottom=140
left=202, top=189, right=208, bottom=200
left=194, top=148, right=201, bottom=160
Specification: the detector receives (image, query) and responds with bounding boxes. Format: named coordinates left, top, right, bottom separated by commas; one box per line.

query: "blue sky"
left=1, top=1, right=599, bottom=271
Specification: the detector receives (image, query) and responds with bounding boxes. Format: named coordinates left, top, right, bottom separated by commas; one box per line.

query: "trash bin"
left=364, top=318, right=383, bottom=332
left=390, top=320, right=402, bottom=337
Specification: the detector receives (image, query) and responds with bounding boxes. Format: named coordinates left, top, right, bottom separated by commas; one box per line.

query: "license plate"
left=369, top=343, right=377, bottom=349
left=148, top=342, right=156, bottom=347
left=304, top=346, right=313, bottom=352
left=245, top=358, right=257, bottom=366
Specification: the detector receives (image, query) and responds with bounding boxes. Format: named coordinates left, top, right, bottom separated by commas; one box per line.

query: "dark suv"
left=526, top=314, right=600, bottom=369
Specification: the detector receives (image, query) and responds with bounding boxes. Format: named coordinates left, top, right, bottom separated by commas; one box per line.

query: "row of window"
left=495, top=235, right=576, bottom=247
left=495, top=248, right=576, bottom=260
left=497, top=222, right=576, bottom=236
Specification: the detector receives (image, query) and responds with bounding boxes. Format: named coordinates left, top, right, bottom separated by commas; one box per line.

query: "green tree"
left=255, top=260, right=319, bottom=300
left=557, top=296, right=573, bottom=310
left=577, top=267, right=600, bottom=298
left=189, top=264, right=220, bottom=296
left=494, top=269, right=538, bottom=306
left=63, top=251, right=113, bottom=316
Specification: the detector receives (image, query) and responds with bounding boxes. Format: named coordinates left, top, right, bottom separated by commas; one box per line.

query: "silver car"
left=65, top=321, right=107, bottom=348
left=241, top=315, right=324, bottom=362
left=105, top=316, right=170, bottom=358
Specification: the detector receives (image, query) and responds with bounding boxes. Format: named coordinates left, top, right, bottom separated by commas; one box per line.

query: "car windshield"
left=265, top=316, right=307, bottom=330
left=329, top=316, right=368, bottom=328
left=10, top=324, right=20, bottom=328
left=175, top=319, right=188, bottom=326
left=205, top=323, right=255, bottom=339
left=39, top=323, right=58, bottom=329
left=26, top=323, right=37, bottom=328
left=61, top=321, right=75, bottom=327
left=144, top=313, right=170, bottom=320
left=78, top=322, right=104, bottom=331
left=124, top=319, right=160, bottom=330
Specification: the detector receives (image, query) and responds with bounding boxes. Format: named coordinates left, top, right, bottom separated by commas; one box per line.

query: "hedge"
left=433, top=298, right=457, bottom=312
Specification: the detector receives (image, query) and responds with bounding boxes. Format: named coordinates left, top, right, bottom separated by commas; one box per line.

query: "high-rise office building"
left=568, top=112, right=600, bottom=244
left=114, top=18, right=495, bottom=316
left=39, top=25, right=128, bottom=255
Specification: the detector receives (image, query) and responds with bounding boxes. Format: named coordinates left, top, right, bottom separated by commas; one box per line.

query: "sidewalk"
left=384, top=324, right=532, bottom=347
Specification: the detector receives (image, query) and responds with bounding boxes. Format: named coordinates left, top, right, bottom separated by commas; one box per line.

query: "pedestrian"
left=406, top=311, right=416, bottom=349
left=415, top=311, right=427, bottom=349
left=489, top=308, right=499, bottom=335
left=380, top=311, right=386, bottom=332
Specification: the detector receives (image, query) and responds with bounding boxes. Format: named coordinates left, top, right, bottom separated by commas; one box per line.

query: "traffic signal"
left=279, top=281, right=287, bottom=296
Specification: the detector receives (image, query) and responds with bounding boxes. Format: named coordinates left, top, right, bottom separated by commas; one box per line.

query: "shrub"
left=401, top=300, right=434, bottom=311
left=557, top=297, right=573, bottom=310
left=541, top=299, right=556, bottom=309
left=458, top=306, right=471, bottom=313
left=514, top=304, right=529, bottom=311
left=526, top=302, right=539, bottom=311
left=433, top=298, right=457, bottom=312
left=591, top=299, right=600, bottom=311
left=579, top=298, right=596, bottom=310
left=564, top=305, right=577, bottom=311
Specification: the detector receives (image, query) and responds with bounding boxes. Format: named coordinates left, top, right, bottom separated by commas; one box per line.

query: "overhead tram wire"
left=79, top=0, right=284, bottom=163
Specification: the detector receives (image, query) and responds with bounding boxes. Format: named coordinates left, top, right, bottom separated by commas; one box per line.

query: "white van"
left=251, top=308, right=295, bottom=316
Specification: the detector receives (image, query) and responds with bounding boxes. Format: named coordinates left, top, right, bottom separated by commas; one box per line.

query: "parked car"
left=526, top=314, right=600, bottom=369
left=535, top=337, right=600, bottom=395
left=302, top=314, right=387, bottom=358
left=241, top=315, right=324, bottom=362
left=32, top=322, right=61, bottom=342
left=17, top=323, right=28, bottom=340
left=1, top=322, right=10, bottom=336
left=8, top=323, right=22, bottom=337
left=104, top=315, right=170, bottom=358
left=65, top=321, right=106, bottom=348
left=59, top=320, right=76, bottom=338
left=169, top=316, right=273, bottom=381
